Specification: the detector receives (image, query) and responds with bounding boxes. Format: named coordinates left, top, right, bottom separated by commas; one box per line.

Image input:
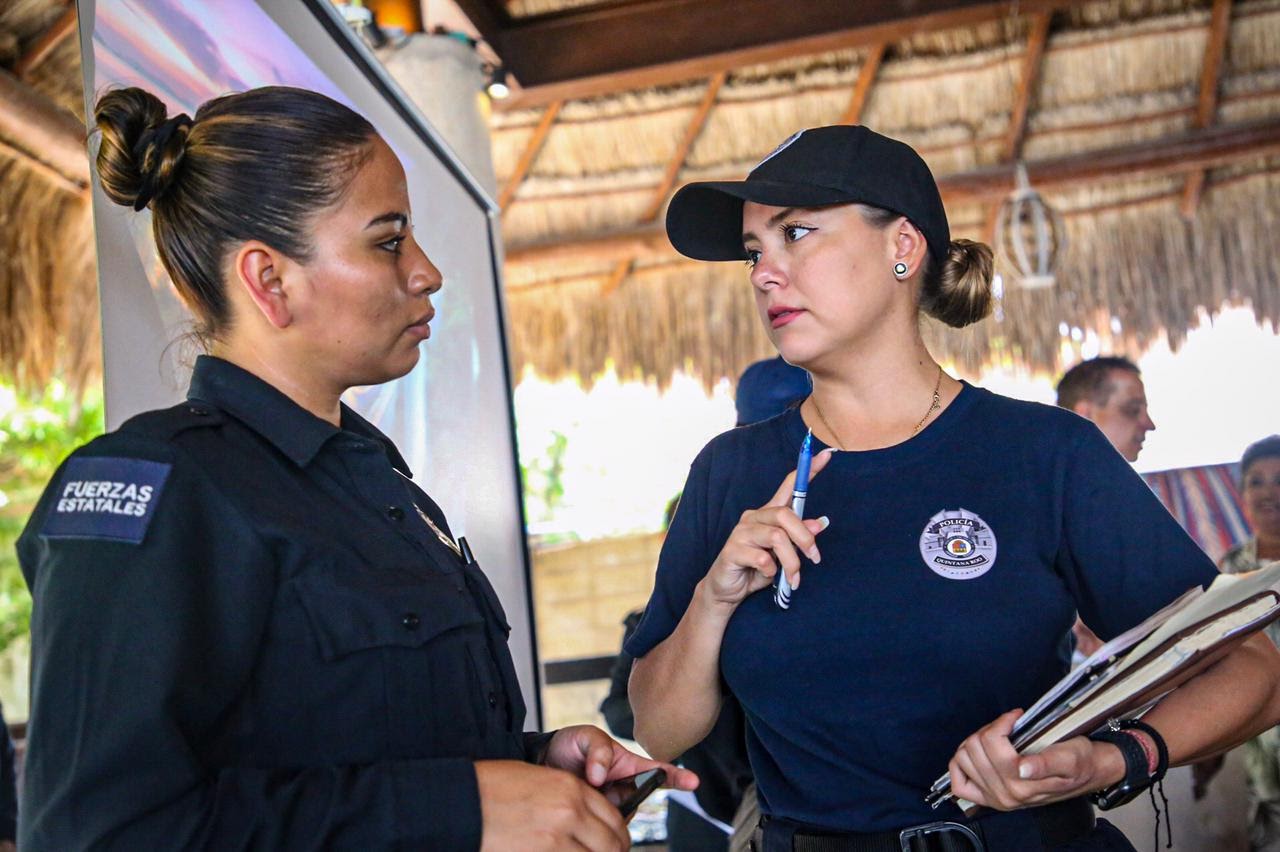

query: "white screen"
left=77, top=0, right=539, bottom=725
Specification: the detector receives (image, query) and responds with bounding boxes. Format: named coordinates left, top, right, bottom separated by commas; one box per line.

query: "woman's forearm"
left=629, top=578, right=737, bottom=761
left=1144, top=633, right=1280, bottom=764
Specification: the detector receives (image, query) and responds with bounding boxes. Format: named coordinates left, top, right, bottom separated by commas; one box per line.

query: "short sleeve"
left=1057, top=423, right=1219, bottom=640
left=625, top=448, right=716, bottom=659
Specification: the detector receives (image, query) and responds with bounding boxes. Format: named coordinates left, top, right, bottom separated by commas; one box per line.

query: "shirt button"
left=387, top=506, right=405, bottom=521
left=188, top=405, right=211, bottom=416
left=402, top=612, right=420, bottom=630
left=487, top=691, right=499, bottom=708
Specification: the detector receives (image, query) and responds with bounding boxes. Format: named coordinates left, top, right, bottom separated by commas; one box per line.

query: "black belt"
left=752, top=797, right=1095, bottom=852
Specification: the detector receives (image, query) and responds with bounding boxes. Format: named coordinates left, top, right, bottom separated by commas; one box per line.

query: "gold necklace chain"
left=914, top=364, right=945, bottom=434
left=810, top=365, right=944, bottom=451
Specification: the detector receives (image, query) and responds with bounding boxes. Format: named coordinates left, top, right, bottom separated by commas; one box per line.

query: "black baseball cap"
left=665, top=125, right=950, bottom=269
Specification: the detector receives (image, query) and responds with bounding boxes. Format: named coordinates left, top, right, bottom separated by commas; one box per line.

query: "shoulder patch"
left=41, top=456, right=172, bottom=544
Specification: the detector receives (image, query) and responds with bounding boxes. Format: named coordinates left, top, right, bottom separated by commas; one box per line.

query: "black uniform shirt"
left=17, top=355, right=548, bottom=850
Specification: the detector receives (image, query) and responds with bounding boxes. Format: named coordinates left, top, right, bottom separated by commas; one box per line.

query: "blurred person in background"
left=1199, top=435, right=1280, bottom=850
left=1056, top=356, right=1158, bottom=659
left=1223, top=435, right=1280, bottom=573
left=602, top=356, right=809, bottom=851
left=1055, top=357, right=1156, bottom=465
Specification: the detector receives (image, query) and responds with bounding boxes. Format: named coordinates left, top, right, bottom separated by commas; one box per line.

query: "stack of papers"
left=927, top=562, right=1280, bottom=812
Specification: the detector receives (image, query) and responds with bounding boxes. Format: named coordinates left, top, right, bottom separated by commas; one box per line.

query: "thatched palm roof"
left=0, top=0, right=96, bottom=395
left=1, top=0, right=1277, bottom=394
left=493, top=0, right=1280, bottom=388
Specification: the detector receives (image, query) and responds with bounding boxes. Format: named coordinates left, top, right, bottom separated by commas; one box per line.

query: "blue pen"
left=775, top=430, right=812, bottom=609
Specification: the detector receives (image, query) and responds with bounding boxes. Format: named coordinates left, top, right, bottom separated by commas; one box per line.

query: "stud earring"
left=893, top=262, right=909, bottom=278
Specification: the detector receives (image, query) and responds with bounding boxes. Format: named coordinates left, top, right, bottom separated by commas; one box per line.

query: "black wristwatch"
left=1088, top=718, right=1168, bottom=810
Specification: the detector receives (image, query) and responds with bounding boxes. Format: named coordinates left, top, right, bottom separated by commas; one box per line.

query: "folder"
left=926, top=561, right=1280, bottom=814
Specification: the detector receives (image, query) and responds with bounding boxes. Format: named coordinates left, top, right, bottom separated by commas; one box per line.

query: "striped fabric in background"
left=1143, top=463, right=1250, bottom=564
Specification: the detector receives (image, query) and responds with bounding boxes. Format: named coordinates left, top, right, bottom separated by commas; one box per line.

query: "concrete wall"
left=532, top=532, right=663, bottom=733
left=532, top=532, right=663, bottom=662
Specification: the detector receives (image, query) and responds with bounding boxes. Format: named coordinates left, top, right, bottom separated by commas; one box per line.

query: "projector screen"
left=76, top=0, right=539, bottom=724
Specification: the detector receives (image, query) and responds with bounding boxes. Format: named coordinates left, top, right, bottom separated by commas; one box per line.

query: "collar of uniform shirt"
left=187, top=355, right=412, bottom=475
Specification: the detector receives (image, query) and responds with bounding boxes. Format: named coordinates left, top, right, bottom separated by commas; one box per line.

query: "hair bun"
left=130, top=113, right=193, bottom=210
left=94, top=88, right=193, bottom=211
left=922, top=238, right=995, bottom=328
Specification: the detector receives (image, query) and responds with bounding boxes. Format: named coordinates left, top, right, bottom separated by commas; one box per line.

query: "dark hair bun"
left=95, top=88, right=192, bottom=211
left=89, top=84, right=376, bottom=343
left=921, top=239, right=995, bottom=328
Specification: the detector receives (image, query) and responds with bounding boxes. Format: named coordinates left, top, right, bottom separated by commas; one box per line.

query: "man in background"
left=1055, top=356, right=1157, bottom=658
left=1055, top=356, right=1157, bottom=463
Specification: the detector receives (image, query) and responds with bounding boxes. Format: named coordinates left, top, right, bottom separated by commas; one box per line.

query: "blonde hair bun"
left=921, top=239, right=995, bottom=328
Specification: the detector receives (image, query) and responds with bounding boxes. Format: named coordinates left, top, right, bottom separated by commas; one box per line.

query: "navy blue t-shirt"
left=626, top=383, right=1217, bottom=833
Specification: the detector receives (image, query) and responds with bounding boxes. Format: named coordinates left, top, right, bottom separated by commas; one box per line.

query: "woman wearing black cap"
left=626, top=125, right=1280, bottom=851
left=17, top=85, right=694, bottom=851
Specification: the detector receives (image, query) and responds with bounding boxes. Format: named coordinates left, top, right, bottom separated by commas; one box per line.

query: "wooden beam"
left=839, top=43, right=886, bottom=126
left=1005, top=12, right=1053, bottom=161
left=448, top=0, right=511, bottom=46
left=1180, top=171, right=1208, bottom=217
left=641, top=72, right=725, bottom=224
left=986, top=12, right=1053, bottom=240
left=0, top=137, right=85, bottom=195
left=1181, top=0, right=1233, bottom=219
left=0, top=68, right=88, bottom=188
left=945, top=118, right=1280, bottom=201
left=498, top=100, right=561, bottom=213
left=507, top=226, right=678, bottom=267
left=598, top=259, right=632, bottom=297
left=510, top=162, right=1280, bottom=293
left=1194, top=0, right=1233, bottom=129
left=15, top=6, right=78, bottom=79
left=506, top=118, right=1280, bottom=267
left=493, top=0, right=1083, bottom=110
left=504, top=92, right=1280, bottom=206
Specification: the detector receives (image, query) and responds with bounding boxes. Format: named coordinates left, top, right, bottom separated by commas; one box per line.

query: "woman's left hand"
left=543, top=725, right=700, bottom=790
left=948, top=710, right=1125, bottom=811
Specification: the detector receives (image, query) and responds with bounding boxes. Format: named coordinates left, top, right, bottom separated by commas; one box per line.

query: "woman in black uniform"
left=16, top=85, right=692, bottom=851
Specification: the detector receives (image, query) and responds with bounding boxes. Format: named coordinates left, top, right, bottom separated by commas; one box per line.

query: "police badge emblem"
left=918, top=508, right=997, bottom=580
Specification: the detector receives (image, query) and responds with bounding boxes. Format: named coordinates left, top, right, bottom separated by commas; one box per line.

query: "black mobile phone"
left=601, top=768, right=667, bottom=819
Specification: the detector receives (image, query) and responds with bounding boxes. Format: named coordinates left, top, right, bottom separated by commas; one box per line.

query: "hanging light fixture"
left=993, top=162, right=1065, bottom=290
left=485, top=64, right=511, bottom=100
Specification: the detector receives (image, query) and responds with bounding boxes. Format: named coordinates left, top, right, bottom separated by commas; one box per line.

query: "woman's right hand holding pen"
left=702, top=449, right=835, bottom=607
left=633, top=449, right=836, bottom=761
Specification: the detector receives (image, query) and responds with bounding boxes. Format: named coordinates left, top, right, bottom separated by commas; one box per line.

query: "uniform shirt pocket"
left=295, top=576, right=485, bottom=660
left=291, top=576, right=494, bottom=756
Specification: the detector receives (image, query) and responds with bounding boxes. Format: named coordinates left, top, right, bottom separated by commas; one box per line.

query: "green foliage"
left=0, top=382, right=105, bottom=654
left=520, top=429, right=569, bottom=525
